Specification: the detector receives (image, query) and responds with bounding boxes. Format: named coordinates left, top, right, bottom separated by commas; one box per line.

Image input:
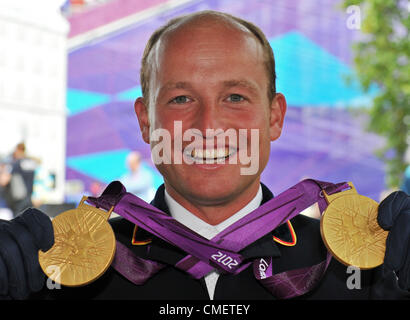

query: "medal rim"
left=320, top=194, right=387, bottom=270
left=38, top=207, right=116, bottom=287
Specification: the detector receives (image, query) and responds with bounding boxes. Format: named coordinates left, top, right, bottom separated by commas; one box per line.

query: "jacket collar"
left=130, top=183, right=297, bottom=266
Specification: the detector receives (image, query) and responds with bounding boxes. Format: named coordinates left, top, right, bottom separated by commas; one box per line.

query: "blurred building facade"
left=0, top=0, right=69, bottom=204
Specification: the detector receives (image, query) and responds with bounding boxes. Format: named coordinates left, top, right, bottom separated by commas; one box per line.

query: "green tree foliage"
left=342, top=0, right=410, bottom=188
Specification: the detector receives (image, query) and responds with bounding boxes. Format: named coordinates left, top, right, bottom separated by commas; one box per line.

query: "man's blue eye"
left=228, top=94, right=244, bottom=102
left=172, top=96, right=189, bottom=104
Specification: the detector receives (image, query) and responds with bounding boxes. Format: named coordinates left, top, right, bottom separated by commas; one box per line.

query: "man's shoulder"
left=108, top=216, right=158, bottom=252
left=273, top=211, right=322, bottom=244
left=290, top=214, right=326, bottom=259
left=108, top=216, right=135, bottom=244
left=108, top=215, right=133, bottom=230
left=271, top=214, right=327, bottom=272
left=291, top=213, right=322, bottom=241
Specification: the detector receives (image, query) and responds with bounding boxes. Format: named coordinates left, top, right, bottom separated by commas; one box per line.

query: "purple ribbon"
left=112, top=240, right=166, bottom=285
left=87, top=179, right=348, bottom=298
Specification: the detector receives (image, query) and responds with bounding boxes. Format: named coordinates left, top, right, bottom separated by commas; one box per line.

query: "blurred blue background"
left=64, top=0, right=386, bottom=201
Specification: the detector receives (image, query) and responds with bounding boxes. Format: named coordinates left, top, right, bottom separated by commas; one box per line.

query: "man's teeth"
left=190, top=148, right=230, bottom=159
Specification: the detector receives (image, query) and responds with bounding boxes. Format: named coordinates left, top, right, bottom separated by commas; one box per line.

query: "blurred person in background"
left=31, top=166, right=56, bottom=208
left=0, top=161, right=13, bottom=220
left=89, top=180, right=104, bottom=197
left=0, top=142, right=38, bottom=217
left=119, top=151, right=155, bottom=202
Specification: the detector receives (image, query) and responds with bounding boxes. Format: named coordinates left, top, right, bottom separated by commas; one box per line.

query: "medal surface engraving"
left=320, top=191, right=388, bottom=269
left=38, top=198, right=115, bottom=286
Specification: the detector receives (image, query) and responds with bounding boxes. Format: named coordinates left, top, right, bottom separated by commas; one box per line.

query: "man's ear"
left=269, top=93, right=287, bottom=141
left=134, top=97, right=151, bottom=144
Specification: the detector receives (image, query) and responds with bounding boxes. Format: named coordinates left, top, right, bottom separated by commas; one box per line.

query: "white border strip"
left=67, top=0, right=199, bottom=51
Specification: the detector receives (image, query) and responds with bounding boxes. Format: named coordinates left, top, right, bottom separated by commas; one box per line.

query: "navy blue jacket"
left=31, top=184, right=410, bottom=300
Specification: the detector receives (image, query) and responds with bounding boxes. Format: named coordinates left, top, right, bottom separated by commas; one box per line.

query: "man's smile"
left=184, top=147, right=237, bottom=164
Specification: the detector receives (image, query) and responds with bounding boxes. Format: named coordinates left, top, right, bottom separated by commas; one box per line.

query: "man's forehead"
left=149, top=14, right=257, bottom=64
left=163, top=12, right=252, bottom=41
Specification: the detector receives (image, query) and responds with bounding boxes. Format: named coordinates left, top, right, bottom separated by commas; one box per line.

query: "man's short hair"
left=140, top=10, right=276, bottom=107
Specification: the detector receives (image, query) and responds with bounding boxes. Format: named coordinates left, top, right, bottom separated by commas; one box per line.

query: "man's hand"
left=378, top=191, right=410, bottom=291
left=0, top=208, right=54, bottom=299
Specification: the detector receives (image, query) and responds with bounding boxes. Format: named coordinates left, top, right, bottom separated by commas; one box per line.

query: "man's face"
left=135, top=19, right=286, bottom=211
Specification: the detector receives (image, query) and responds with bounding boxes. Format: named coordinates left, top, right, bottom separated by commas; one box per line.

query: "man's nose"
left=192, top=101, right=224, bottom=137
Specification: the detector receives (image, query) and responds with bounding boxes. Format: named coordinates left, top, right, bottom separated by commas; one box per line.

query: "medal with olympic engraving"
left=320, top=182, right=388, bottom=269
left=38, top=197, right=116, bottom=287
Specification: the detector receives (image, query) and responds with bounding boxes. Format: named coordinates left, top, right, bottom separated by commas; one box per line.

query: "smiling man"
left=134, top=11, right=286, bottom=225
left=1, top=10, right=409, bottom=301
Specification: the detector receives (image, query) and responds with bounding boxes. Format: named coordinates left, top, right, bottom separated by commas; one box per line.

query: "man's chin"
left=160, top=163, right=260, bottom=201
left=179, top=177, right=259, bottom=206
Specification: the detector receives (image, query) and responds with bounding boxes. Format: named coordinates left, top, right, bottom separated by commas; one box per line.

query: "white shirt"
left=164, top=185, right=263, bottom=299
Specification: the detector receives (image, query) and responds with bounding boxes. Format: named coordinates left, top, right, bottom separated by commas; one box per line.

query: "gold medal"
left=38, top=197, right=116, bottom=287
left=320, top=182, right=388, bottom=269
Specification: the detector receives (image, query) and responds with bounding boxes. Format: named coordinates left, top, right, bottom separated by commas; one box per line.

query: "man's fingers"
left=0, top=253, right=8, bottom=296
left=397, top=248, right=410, bottom=291
left=14, top=208, right=54, bottom=252
left=4, top=219, right=45, bottom=292
left=0, top=209, right=52, bottom=299
left=383, top=213, right=410, bottom=272
left=378, top=191, right=410, bottom=230
left=0, top=221, right=28, bottom=299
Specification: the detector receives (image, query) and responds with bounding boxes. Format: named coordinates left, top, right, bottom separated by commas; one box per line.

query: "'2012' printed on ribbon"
left=211, top=251, right=239, bottom=269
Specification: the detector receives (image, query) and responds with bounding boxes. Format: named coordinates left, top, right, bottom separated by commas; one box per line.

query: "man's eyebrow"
left=157, top=81, right=193, bottom=99
left=162, top=81, right=192, bottom=90
left=222, top=80, right=258, bottom=92
left=159, top=80, right=259, bottom=94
